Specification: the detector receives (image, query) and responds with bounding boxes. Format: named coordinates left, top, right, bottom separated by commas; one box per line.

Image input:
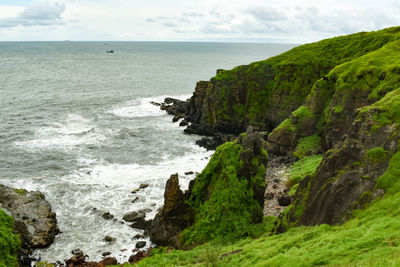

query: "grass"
left=293, top=134, right=322, bottom=159
left=0, top=208, right=20, bottom=267
left=118, top=150, right=400, bottom=267
left=286, top=155, right=323, bottom=190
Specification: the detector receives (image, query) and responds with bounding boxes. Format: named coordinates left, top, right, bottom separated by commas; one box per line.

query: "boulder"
left=135, top=241, right=146, bottom=248
left=0, top=184, right=59, bottom=251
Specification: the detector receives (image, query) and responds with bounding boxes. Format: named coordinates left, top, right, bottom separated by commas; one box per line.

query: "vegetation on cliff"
left=0, top=208, right=20, bottom=267
left=182, top=140, right=267, bottom=244
left=132, top=27, right=400, bottom=266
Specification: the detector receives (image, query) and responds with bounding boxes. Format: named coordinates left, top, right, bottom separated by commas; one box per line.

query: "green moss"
left=287, top=155, right=323, bottom=189
left=292, top=106, right=312, bottom=120
left=182, top=142, right=266, bottom=245
left=273, top=119, right=296, bottom=133
left=367, top=147, right=388, bottom=163
left=333, top=105, right=344, bottom=114
left=0, top=209, right=21, bottom=267
left=376, top=151, right=400, bottom=193
left=293, top=134, right=322, bottom=159
left=14, top=188, right=28, bottom=195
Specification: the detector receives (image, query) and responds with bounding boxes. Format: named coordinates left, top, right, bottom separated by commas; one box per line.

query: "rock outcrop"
left=147, top=173, right=194, bottom=248
left=0, top=185, right=59, bottom=252
left=148, top=129, right=269, bottom=247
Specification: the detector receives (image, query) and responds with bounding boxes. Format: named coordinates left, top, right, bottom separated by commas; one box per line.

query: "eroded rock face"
left=0, top=184, right=59, bottom=251
left=146, top=174, right=194, bottom=248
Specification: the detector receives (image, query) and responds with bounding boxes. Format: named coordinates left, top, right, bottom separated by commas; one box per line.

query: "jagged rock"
left=132, top=234, right=145, bottom=240
left=179, top=119, right=188, bottom=126
left=104, top=236, right=116, bottom=243
left=130, top=217, right=149, bottom=230
left=139, top=184, right=149, bottom=189
left=102, top=212, right=114, bottom=220
left=123, top=211, right=145, bottom=222
left=150, top=101, right=161, bottom=106
left=135, top=241, right=146, bottom=248
left=146, top=174, right=194, bottom=248
left=101, top=251, right=111, bottom=257
left=172, top=114, right=184, bottom=122
left=0, top=185, right=59, bottom=252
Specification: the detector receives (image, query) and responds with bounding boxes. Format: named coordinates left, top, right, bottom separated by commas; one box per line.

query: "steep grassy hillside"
left=0, top=208, right=20, bottom=267
left=122, top=27, right=400, bottom=266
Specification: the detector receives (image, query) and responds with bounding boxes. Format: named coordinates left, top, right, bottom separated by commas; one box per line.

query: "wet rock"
left=102, top=251, right=111, bottom=257
left=277, top=195, right=291, bottom=206
left=172, top=114, right=184, bottom=122
left=131, top=197, right=140, bottom=203
left=104, top=236, right=116, bottom=243
left=130, top=217, right=149, bottom=230
left=123, top=208, right=151, bottom=223
left=179, top=119, right=188, bottom=126
left=131, top=188, right=140, bottom=194
left=150, top=101, right=161, bottom=106
left=128, top=251, right=148, bottom=264
left=132, top=234, right=145, bottom=240
left=65, top=252, right=86, bottom=266
left=135, top=241, right=147, bottom=248
left=0, top=184, right=59, bottom=252
left=97, top=257, right=117, bottom=267
left=184, top=171, right=194, bottom=175
left=72, top=249, right=84, bottom=255
left=102, top=212, right=114, bottom=220
left=139, top=183, right=149, bottom=189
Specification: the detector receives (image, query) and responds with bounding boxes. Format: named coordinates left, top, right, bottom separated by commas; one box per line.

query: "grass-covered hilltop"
left=125, top=26, right=400, bottom=266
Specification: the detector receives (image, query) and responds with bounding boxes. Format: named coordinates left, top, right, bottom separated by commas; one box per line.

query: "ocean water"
left=0, top=41, right=295, bottom=262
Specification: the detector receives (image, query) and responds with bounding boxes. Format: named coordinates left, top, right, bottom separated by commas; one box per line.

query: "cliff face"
left=183, top=28, right=400, bottom=139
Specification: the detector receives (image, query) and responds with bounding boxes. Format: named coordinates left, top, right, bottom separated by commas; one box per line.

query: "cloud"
left=246, top=7, right=287, bottom=22
left=163, top=21, right=177, bottom=28
left=0, top=0, right=65, bottom=28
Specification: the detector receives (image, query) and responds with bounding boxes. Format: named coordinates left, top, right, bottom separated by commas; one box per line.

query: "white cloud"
left=0, top=0, right=65, bottom=28
left=0, top=0, right=399, bottom=42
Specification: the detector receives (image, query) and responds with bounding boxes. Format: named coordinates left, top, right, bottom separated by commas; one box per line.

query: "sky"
left=0, top=0, right=399, bottom=43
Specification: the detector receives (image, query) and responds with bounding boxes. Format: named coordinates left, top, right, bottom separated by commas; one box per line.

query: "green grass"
left=287, top=155, right=323, bottom=190
left=293, top=134, right=322, bottom=159
left=0, top=208, right=20, bottom=267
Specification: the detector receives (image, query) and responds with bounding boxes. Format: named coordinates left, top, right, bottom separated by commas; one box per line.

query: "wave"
left=107, top=95, right=191, bottom=118
left=14, top=114, right=106, bottom=152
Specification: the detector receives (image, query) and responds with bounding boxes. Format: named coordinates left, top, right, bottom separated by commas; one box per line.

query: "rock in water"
left=0, top=184, right=59, bottom=251
left=146, top=173, right=194, bottom=248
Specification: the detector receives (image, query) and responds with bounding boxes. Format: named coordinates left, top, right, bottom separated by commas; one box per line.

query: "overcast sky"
left=0, top=0, right=399, bottom=43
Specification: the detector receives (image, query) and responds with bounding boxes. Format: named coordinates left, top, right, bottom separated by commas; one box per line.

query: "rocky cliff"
left=157, top=27, right=400, bottom=241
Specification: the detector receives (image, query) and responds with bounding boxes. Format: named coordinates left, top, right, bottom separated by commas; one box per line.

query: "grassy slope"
left=122, top=152, right=400, bottom=266
left=0, top=208, right=20, bottom=267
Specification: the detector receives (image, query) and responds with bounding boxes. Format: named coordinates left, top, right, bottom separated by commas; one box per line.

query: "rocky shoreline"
left=0, top=184, right=59, bottom=266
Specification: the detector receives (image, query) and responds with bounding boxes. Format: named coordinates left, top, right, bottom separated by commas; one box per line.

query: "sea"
left=0, top=41, right=295, bottom=262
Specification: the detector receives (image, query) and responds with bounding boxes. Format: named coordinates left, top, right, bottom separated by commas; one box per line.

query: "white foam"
left=14, top=114, right=106, bottom=152
left=31, top=146, right=213, bottom=263
left=107, top=95, right=190, bottom=118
